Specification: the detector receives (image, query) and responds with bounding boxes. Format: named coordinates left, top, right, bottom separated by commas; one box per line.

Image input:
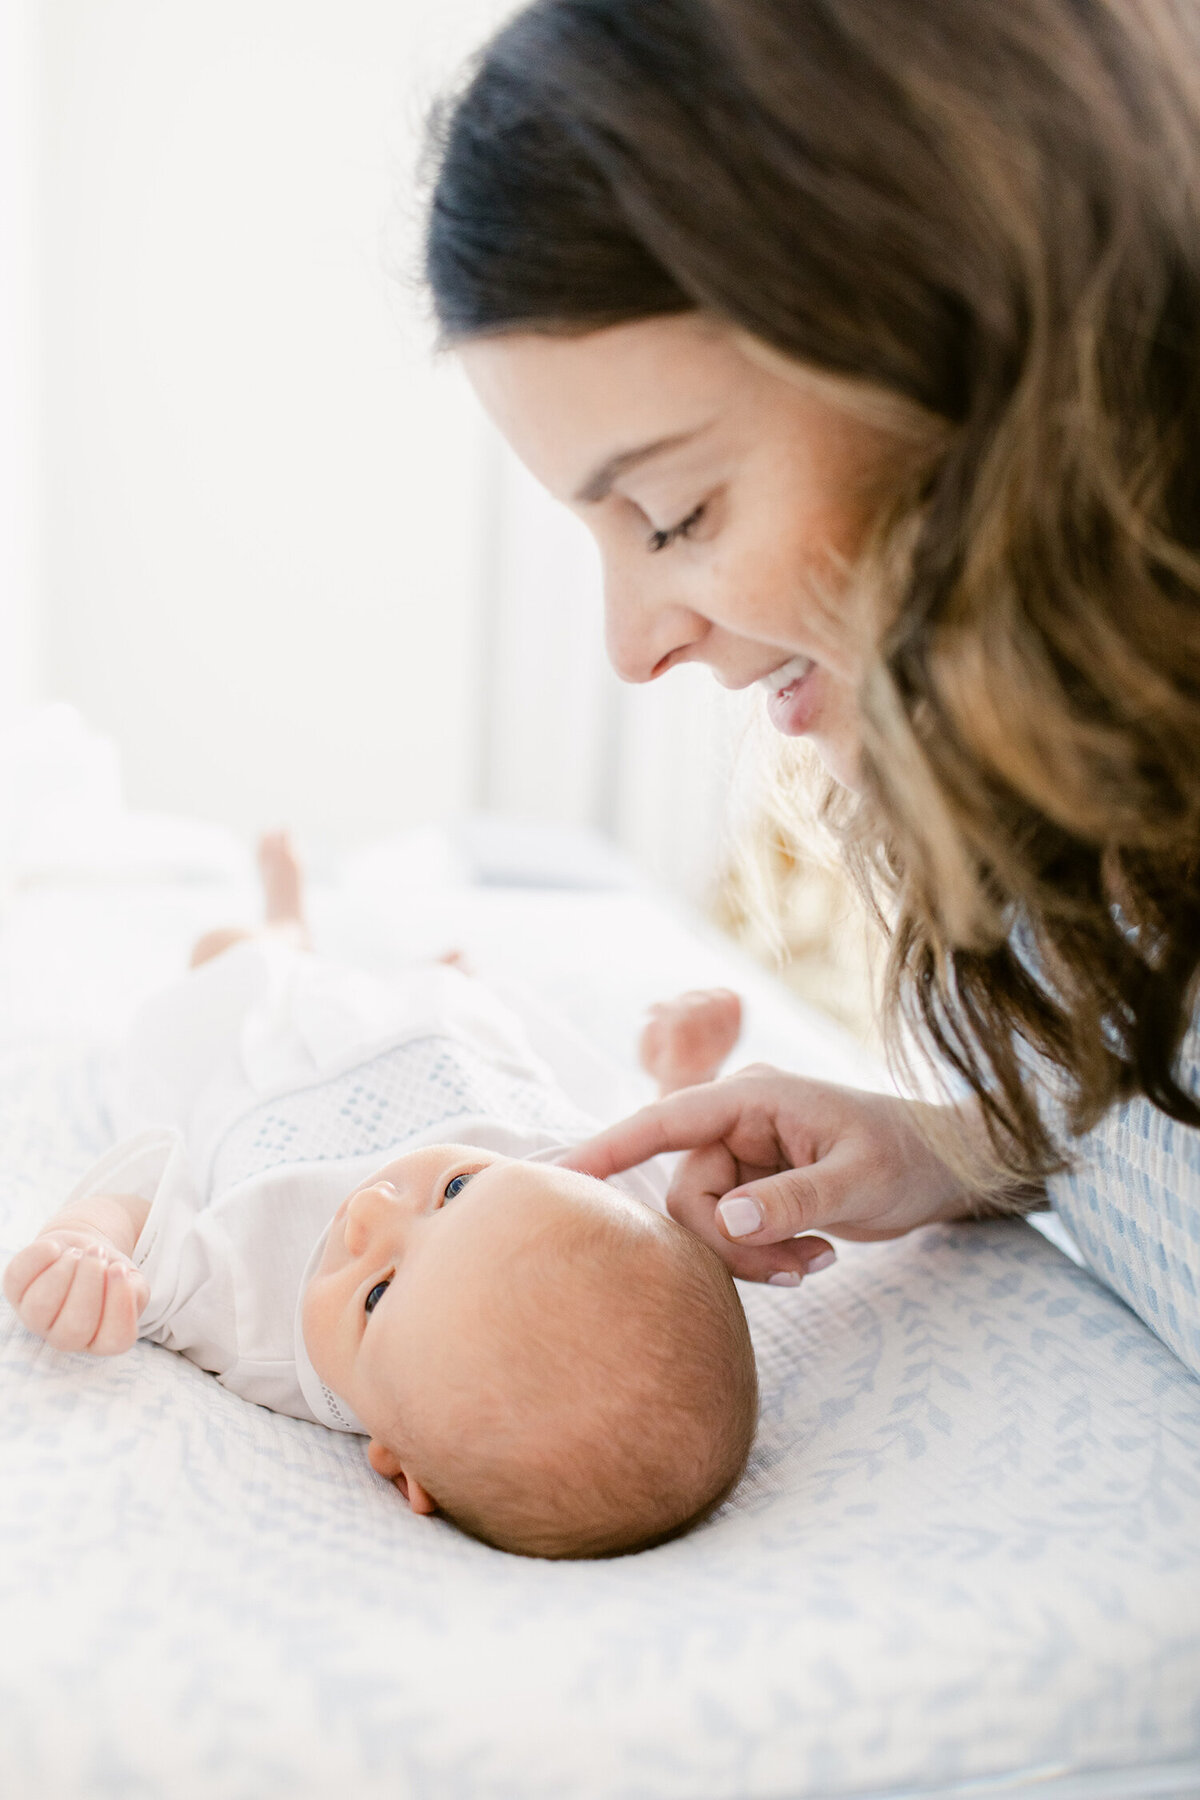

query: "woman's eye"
left=444, top=1172, right=473, bottom=1201
left=648, top=503, right=706, bottom=554
left=364, top=1279, right=390, bottom=1315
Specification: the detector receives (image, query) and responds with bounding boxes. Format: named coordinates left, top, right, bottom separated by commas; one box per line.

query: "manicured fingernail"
left=804, top=1249, right=837, bottom=1273
left=717, top=1195, right=763, bottom=1238
left=768, top=1271, right=802, bottom=1287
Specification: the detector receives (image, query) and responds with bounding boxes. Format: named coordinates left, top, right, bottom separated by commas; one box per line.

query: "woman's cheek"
left=714, top=529, right=825, bottom=652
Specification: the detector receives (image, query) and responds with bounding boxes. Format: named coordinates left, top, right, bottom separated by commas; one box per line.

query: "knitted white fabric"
left=209, top=1033, right=596, bottom=1197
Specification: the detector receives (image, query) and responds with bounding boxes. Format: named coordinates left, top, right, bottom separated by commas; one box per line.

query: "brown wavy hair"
left=424, top=0, right=1200, bottom=1182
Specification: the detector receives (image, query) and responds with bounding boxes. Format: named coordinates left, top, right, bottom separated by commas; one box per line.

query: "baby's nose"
left=344, top=1179, right=407, bottom=1256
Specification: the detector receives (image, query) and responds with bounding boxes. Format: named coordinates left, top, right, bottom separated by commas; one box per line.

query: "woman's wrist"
left=907, top=1097, right=1046, bottom=1223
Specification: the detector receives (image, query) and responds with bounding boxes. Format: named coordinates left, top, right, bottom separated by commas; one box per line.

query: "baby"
left=3, top=837, right=756, bottom=1559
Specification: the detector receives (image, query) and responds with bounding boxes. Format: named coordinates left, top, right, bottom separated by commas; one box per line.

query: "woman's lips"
left=759, top=654, right=821, bottom=736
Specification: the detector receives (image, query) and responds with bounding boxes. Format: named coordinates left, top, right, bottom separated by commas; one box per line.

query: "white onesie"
left=62, top=942, right=667, bottom=1434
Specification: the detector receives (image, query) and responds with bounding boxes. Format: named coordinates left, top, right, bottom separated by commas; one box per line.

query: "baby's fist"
left=640, top=988, right=743, bottom=1095
left=3, top=1232, right=149, bottom=1356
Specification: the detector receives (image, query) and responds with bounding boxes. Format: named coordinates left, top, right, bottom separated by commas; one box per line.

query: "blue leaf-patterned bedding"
left=1, top=871, right=1199, bottom=1800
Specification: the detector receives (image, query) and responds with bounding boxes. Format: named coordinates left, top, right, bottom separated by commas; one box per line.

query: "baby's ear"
left=367, top=1439, right=437, bottom=1515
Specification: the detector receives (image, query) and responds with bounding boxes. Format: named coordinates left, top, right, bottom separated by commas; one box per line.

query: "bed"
left=2, top=775, right=1199, bottom=1799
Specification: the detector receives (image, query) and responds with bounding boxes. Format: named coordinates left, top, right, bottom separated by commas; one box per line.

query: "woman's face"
left=460, top=314, right=905, bottom=785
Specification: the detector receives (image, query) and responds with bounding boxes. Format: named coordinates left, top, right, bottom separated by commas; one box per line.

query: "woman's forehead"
left=458, top=317, right=757, bottom=485
left=459, top=316, right=857, bottom=504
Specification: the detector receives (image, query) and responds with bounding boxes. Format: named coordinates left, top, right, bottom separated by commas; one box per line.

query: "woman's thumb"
left=715, top=1165, right=831, bottom=1245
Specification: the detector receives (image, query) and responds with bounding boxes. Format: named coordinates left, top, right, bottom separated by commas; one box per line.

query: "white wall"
left=41, top=0, right=511, bottom=844
left=0, top=0, right=42, bottom=713
left=479, top=442, right=752, bottom=898
left=29, top=0, right=750, bottom=903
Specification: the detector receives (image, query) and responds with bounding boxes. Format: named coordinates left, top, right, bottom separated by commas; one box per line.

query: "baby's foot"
left=258, top=831, right=310, bottom=944
left=189, top=925, right=254, bottom=969
left=639, top=989, right=743, bottom=1095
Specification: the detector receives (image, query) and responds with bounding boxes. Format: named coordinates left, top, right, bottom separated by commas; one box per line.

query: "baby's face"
left=301, top=1143, right=639, bottom=1454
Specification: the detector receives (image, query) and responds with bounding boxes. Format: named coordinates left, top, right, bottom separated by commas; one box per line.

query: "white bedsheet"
left=2, top=842, right=1199, bottom=1800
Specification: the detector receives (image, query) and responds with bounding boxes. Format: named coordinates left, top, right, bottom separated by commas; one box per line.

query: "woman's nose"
left=344, top=1180, right=407, bottom=1258
left=602, top=568, right=710, bottom=684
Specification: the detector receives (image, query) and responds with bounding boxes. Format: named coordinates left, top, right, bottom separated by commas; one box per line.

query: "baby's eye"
left=444, top=1172, right=474, bottom=1201
left=364, top=1279, right=390, bottom=1315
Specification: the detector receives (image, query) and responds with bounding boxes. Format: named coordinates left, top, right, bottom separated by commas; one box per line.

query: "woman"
left=423, top=0, right=1200, bottom=1374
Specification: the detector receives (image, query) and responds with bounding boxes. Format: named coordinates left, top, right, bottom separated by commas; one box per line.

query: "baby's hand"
left=2, top=1231, right=149, bottom=1356
left=640, top=989, right=743, bottom=1095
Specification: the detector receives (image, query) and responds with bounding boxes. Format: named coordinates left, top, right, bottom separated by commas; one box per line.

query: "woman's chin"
left=810, top=733, right=862, bottom=790
left=768, top=676, right=861, bottom=788
left=764, top=660, right=862, bottom=787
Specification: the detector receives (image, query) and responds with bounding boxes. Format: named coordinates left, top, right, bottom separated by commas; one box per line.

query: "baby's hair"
left=386, top=1189, right=758, bottom=1559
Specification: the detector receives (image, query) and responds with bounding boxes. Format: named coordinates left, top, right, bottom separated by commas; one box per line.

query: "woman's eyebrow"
left=572, top=425, right=712, bottom=504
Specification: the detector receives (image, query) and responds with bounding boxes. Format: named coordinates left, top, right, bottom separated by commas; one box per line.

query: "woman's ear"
left=367, top=1438, right=437, bottom=1515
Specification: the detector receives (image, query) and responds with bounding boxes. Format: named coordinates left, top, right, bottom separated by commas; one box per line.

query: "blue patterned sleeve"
left=1048, top=1016, right=1200, bottom=1379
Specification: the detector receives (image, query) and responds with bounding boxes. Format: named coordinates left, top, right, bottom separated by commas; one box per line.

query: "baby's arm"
left=2, top=1191, right=151, bottom=1357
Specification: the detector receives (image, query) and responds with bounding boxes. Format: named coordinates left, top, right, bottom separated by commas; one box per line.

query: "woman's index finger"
left=560, top=1082, right=743, bottom=1179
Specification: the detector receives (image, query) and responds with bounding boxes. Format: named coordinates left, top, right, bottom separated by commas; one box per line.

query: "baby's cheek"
left=301, top=1279, right=334, bottom=1361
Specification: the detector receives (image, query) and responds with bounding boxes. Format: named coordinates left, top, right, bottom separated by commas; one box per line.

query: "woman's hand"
left=3, top=1229, right=149, bottom=1355
left=562, top=1065, right=980, bottom=1284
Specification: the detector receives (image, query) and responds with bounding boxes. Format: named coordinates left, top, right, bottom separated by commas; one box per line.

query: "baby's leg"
left=639, top=989, right=743, bottom=1097
left=189, top=832, right=311, bottom=968
left=258, top=830, right=308, bottom=940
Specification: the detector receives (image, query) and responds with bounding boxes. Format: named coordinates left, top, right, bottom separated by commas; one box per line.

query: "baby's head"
left=302, top=1143, right=757, bottom=1557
